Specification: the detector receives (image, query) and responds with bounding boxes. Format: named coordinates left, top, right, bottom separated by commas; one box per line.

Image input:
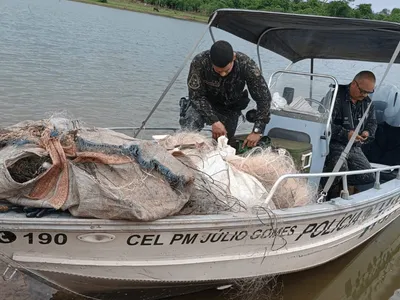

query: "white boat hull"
left=1, top=180, right=400, bottom=295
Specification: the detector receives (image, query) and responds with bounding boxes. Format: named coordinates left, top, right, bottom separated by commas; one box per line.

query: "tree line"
left=138, top=0, right=400, bottom=22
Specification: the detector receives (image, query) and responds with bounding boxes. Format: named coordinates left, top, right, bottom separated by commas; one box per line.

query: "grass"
left=69, top=0, right=209, bottom=23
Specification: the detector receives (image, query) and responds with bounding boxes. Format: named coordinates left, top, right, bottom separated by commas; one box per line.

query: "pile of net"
left=0, top=118, right=195, bottom=221
left=157, top=132, right=317, bottom=214
left=0, top=118, right=316, bottom=221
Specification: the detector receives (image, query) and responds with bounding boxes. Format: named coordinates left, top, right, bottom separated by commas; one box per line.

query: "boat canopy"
left=208, top=9, right=400, bottom=64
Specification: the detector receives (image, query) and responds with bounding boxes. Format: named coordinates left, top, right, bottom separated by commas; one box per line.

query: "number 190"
left=23, top=233, right=67, bottom=245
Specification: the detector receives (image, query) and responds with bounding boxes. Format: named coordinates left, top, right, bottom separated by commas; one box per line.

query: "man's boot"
left=348, top=186, right=355, bottom=195
left=348, top=185, right=359, bottom=195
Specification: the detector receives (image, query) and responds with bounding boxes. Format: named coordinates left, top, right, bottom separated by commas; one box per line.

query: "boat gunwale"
left=0, top=179, right=399, bottom=231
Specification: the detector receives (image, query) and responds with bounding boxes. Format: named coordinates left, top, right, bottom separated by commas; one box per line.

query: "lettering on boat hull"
left=295, top=211, right=363, bottom=241
left=126, top=226, right=297, bottom=247
left=1, top=195, right=399, bottom=251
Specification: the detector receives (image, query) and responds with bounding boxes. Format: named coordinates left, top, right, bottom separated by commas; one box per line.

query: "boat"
left=1, top=8, right=400, bottom=299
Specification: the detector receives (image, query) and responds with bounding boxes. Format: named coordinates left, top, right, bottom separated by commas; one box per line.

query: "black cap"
left=210, top=40, right=234, bottom=68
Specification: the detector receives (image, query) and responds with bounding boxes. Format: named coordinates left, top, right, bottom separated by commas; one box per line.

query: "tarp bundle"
left=0, top=118, right=194, bottom=221
left=0, top=119, right=315, bottom=221
left=160, top=134, right=273, bottom=214
left=158, top=132, right=315, bottom=212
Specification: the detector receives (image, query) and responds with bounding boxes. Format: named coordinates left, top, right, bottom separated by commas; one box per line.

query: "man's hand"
left=360, top=131, right=369, bottom=141
left=348, top=130, right=363, bottom=142
left=243, top=132, right=261, bottom=148
left=212, top=121, right=227, bottom=140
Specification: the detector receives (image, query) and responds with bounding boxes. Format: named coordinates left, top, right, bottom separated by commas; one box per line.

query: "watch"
left=253, top=127, right=262, bottom=134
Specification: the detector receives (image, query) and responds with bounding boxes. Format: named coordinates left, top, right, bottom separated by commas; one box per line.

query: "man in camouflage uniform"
left=179, top=40, right=272, bottom=147
left=321, top=71, right=377, bottom=195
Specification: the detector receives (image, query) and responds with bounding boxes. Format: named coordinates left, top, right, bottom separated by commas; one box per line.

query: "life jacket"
left=333, top=84, right=370, bottom=133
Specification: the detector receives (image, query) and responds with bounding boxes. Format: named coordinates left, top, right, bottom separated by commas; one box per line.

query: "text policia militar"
left=125, top=195, right=400, bottom=247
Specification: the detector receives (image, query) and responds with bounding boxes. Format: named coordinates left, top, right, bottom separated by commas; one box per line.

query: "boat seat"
left=269, top=137, right=312, bottom=172
left=231, top=129, right=312, bottom=172
left=268, top=127, right=310, bottom=143
left=268, top=128, right=312, bottom=172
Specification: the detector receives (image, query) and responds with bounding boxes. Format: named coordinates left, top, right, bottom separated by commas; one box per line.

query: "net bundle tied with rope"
left=0, top=118, right=195, bottom=221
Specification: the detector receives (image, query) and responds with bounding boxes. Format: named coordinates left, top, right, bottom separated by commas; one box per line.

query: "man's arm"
left=187, top=57, right=219, bottom=125
left=244, top=57, right=272, bottom=133
left=363, top=101, right=377, bottom=138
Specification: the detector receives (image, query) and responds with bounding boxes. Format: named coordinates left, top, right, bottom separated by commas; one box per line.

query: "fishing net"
left=226, top=148, right=316, bottom=208
left=157, top=131, right=317, bottom=213
left=0, top=118, right=315, bottom=220
left=159, top=132, right=247, bottom=215
left=0, top=118, right=194, bottom=221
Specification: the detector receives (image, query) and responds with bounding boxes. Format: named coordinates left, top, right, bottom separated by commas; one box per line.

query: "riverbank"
left=69, top=0, right=209, bottom=23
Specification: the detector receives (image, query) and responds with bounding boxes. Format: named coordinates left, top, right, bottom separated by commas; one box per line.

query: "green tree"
left=326, top=1, right=353, bottom=17
left=388, top=8, right=400, bottom=22
left=135, top=0, right=400, bottom=23
left=354, top=4, right=373, bottom=19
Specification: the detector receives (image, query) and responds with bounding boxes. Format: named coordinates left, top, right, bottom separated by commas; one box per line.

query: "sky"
left=353, top=0, right=399, bottom=12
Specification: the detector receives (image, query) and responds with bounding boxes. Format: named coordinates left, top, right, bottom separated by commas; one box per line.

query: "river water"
left=0, top=0, right=399, bottom=299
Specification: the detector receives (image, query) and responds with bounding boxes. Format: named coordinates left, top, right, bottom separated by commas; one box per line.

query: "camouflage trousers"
left=179, top=97, right=241, bottom=139
left=320, top=143, right=375, bottom=189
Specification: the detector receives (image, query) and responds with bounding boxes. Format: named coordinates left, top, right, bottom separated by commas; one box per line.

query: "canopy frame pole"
left=209, top=27, right=216, bottom=43
left=256, top=27, right=285, bottom=73
left=133, top=12, right=218, bottom=138
left=376, top=40, right=400, bottom=91
left=309, top=58, right=314, bottom=100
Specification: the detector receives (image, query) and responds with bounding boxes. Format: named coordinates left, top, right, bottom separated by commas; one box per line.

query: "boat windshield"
left=268, top=70, right=337, bottom=123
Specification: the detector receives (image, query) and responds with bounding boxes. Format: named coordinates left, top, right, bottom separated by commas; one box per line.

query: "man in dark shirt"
left=179, top=40, right=272, bottom=148
left=321, top=71, right=377, bottom=194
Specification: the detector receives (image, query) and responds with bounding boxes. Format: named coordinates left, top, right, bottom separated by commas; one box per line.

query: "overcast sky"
left=353, top=0, right=399, bottom=12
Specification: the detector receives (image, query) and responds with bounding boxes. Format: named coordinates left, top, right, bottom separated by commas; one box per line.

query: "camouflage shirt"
left=187, top=50, right=272, bottom=133
left=331, top=85, right=377, bottom=146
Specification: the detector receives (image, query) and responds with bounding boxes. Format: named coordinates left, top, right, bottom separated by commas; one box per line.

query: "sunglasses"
left=354, top=80, right=374, bottom=95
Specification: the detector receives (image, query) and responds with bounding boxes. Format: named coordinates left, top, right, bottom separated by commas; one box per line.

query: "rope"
left=76, top=137, right=187, bottom=188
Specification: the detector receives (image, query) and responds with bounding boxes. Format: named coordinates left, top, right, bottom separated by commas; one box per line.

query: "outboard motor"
left=363, top=84, right=400, bottom=183
left=373, top=101, right=388, bottom=124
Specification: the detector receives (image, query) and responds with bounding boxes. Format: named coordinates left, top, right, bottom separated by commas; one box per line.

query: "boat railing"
left=107, top=127, right=181, bottom=133
left=264, top=165, right=400, bottom=205
left=106, top=127, right=213, bottom=136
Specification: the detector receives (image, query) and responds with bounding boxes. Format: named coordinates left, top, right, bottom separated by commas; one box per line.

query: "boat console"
left=235, top=69, right=339, bottom=186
